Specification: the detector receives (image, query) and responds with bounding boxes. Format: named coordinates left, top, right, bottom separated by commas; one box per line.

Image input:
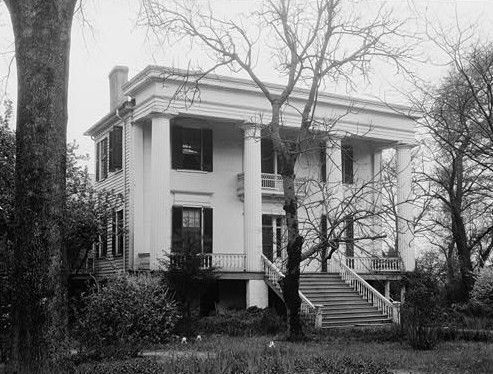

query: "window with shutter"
left=171, top=126, right=213, bottom=171
left=101, top=137, right=108, bottom=180
left=172, top=206, right=213, bottom=254
left=97, top=219, right=108, bottom=258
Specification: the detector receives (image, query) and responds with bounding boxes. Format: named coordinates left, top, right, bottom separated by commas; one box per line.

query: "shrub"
left=471, top=267, right=493, bottom=313
left=193, top=307, right=286, bottom=336
left=75, top=275, right=180, bottom=359
left=401, top=272, right=441, bottom=350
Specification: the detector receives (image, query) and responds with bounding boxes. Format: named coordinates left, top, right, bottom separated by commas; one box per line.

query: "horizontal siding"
left=92, top=120, right=127, bottom=277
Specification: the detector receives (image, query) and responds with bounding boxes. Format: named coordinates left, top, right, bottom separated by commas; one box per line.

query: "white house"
left=84, top=65, right=416, bottom=327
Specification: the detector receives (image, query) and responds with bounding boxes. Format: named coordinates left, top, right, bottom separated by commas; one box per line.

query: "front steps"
left=299, top=273, right=392, bottom=328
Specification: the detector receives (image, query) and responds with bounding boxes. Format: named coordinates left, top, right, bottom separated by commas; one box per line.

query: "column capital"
left=240, top=122, right=262, bottom=138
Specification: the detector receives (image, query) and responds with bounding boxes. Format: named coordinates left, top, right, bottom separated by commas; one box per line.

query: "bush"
left=401, top=272, right=441, bottom=350
left=193, top=307, right=286, bottom=336
left=471, top=267, right=493, bottom=313
left=75, top=275, right=180, bottom=359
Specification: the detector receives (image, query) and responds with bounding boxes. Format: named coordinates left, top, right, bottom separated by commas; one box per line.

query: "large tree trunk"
left=280, top=173, right=304, bottom=341
left=451, top=208, right=474, bottom=299
left=5, top=1, right=76, bottom=372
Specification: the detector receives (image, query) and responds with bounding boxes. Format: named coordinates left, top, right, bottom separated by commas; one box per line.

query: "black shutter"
left=109, top=126, right=123, bottom=171
left=321, top=214, right=327, bottom=272
left=171, top=126, right=183, bottom=169
left=96, top=141, right=100, bottom=182
left=320, top=143, right=326, bottom=182
left=203, top=207, right=213, bottom=253
left=111, top=209, right=116, bottom=256
left=345, top=215, right=354, bottom=257
left=202, top=129, right=213, bottom=172
left=261, top=138, right=275, bottom=174
left=342, top=144, right=353, bottom=184
left=108, top=129, right=114, bottom=172
left=172, top=206, right=183, bottom=252
left=101, top=220, right=107, bottom=257
left=102, top=138, right=108, bottom=179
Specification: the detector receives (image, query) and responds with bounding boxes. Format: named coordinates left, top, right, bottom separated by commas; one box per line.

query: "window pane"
left=182, top=128, right=202, bottom=170
left=183, top=208, right=201, bottom=251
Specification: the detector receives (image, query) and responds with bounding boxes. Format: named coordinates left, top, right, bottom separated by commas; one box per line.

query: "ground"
left=75, top=329, right=493, bottom=374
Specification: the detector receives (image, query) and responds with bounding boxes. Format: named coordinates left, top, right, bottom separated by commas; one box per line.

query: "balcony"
left=237, top=173, right=305, bottom=198
left=324, top=256, right=402, bottom=273
left=138, top=252, right=247, bottom=272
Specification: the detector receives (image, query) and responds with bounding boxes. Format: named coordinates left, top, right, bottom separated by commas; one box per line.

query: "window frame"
left=112, top=208, right=124, bottom=257
left=171, top=125, right=213, bottom=172
left=172, top=206, right=213, bottom=254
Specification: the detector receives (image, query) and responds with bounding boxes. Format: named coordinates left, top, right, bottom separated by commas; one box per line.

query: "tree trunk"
left=280, top=174, right=304, bottom=341
left=5, top=1, right=76, bottom=372
left=451, top=208, right=474, bottom=299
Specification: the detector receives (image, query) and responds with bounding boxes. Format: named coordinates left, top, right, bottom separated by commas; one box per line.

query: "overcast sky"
left=1, top=0, right=492, bottom=172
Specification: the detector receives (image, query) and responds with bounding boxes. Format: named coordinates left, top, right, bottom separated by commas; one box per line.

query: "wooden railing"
left=168, top=252, right=246, bottom=272
left=261, top=254, right=322, bottom=328
left=201, top=253, right=246, bottom=271
left=344, top=256, right=402, bottom=273
left=334, top=254, right=400, bottom=323
left=237, top=173, right=305, bottom=196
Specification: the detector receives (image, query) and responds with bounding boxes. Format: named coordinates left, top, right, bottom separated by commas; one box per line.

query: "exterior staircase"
left=261, top=254, right=399, bottom=329
left=300, top=273, right=392, bottom=328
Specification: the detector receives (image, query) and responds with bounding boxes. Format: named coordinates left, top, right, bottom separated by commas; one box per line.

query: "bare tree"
left=141, top=0, right=412, bottom=339
left=412, top=56, right=493, bottom=299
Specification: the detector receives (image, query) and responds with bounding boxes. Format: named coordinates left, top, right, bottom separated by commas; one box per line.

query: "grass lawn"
left=76, top=329, right=493, bottom=374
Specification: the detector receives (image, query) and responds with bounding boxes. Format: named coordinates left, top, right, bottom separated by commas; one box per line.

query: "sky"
left=0, top=0, right=493, bottom=173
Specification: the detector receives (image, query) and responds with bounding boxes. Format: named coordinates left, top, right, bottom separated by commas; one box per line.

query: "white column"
left=396, top=144, right=415, bottom=271
left=242, top=124, right=263, bottom=272
left=131, top=123, right=144, bottom=269
left=150, top=114, right=173, bottom=270
left=247, top=279, right=269, bottom=308
left=372, top=148, right=383, bottom=254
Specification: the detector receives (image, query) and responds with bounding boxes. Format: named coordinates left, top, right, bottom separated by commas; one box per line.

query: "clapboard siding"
left=92, top=119, right=126, bottom=277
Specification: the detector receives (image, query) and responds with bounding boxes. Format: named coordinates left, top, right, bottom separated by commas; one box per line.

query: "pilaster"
left=396, top=144, right=414, bottom=271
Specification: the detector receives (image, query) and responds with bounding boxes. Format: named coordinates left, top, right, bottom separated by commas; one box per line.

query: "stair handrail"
left=261, top=254, right=322, bottom=327
left=333, top=254, right=400, bottom=324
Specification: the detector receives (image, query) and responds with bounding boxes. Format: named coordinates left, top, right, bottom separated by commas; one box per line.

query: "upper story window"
left=96, top=126, right=123, bottom=181
left=341, top=144, right=354, bottom=184
left=261, top=138, right=282, bottom=174
left=171, top=126, right=213, bottom=171
left=344, top=215, right=354, bottom=257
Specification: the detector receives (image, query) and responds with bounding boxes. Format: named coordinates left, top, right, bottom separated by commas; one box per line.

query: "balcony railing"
left=237, top=173, right=305, bottom=196
left=343, top=256, right=402, bottom=273
left=164, top=252, right=247, bottom=272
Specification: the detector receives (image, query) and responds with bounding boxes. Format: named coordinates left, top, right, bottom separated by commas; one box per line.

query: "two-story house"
left=84, top=65, right=416, bottom=327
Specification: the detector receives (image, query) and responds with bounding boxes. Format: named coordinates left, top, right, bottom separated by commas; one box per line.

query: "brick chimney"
left=109, top=65, right=129, bottom=112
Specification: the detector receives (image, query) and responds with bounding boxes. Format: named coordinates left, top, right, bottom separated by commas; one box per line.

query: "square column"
left=149, top=114, right=173, bottom=269
left=372, top=149, right=383, bottom=254
left=242, top=124, right=263, bottom=272
left=131, top=122, right=144, bottom=269
left=396, top=144, right=415, bottom=271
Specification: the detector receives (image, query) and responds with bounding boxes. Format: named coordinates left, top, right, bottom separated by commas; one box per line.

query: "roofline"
left=122, top=65, right=420, bottom=119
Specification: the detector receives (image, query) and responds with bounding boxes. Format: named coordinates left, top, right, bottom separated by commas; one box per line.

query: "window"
left=262, top=215, right=285, bottom=261
left=344, top=215, right=354, bottom=257
left=171, top=126, right=213, bottom=171
left=341, top=144, right=354, bottom=184
left=95, top=126, right=123, bottom=181
left=96, top=137, right=108, bottom=181
left=96, top=219, right=108, bottom=258
left=261, top=138, right=282, bottom=174
left=112, top=209, right=124, bottom=256
left=172, top=206, right=213, bottom=253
